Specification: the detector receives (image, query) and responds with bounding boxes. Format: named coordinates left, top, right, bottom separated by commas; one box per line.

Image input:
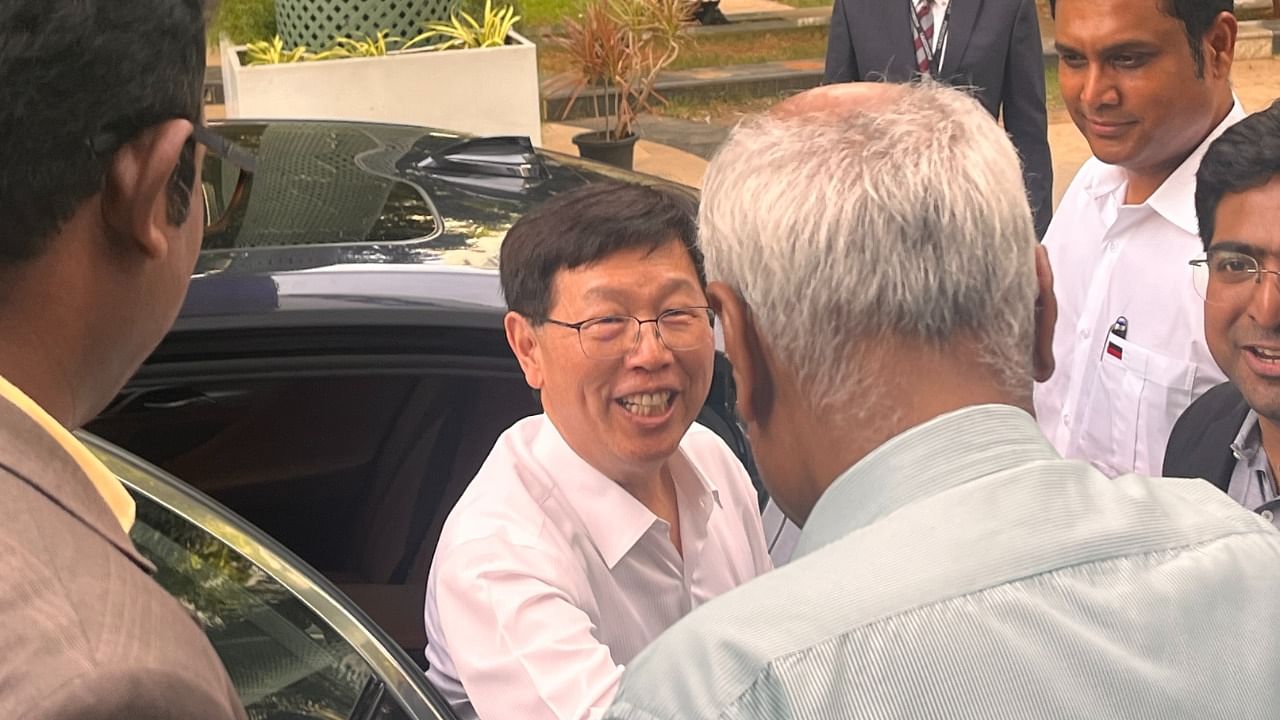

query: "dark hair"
left=1051, top=0, right=1232, bottom=77
left=500, top=183, right=703, bottom=322
left=0, top=0, right=209, bottom=266
left=1195, top=100, right=1280, bottom=249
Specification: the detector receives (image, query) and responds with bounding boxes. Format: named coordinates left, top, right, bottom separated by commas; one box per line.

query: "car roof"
left=183, top=119, right=691, bottom=332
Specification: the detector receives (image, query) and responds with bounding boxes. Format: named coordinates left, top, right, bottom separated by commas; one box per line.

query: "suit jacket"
left=0, top=394, right=247, bottom=719
left=824, top=0, right=1053, bottom=238
left=1163, top=381, right=1248, bottom=493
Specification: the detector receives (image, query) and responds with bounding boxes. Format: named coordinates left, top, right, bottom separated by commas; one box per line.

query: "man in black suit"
left=824, top=0, right=1052, bottom=238
left=1164, top=101, right=1280, bottom=526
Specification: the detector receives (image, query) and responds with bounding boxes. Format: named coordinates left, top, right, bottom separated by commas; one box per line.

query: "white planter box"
left=220, top=33, right=542, bottom=146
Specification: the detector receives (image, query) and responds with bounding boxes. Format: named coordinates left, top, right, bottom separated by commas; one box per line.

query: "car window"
left=91, top=366, right=542, bottom=662
left=130, top=490, right=414, bottom=720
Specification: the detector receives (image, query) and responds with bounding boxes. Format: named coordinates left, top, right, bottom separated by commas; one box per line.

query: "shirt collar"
left=531, top=416, right=721, bottom=569
left=793, top=404, right=1057, bottom=559
left=0, top=375, right=135, bottom=533
left=1084, top=99, right=1246, bottom=236
left=1147, top=99, right=1246, bottom=235
left=1230, top=410, right=1264, bottom=464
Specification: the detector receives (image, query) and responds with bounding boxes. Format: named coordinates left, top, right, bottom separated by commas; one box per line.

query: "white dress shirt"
left=605, top=404, right=1280, bottom=720
left=1035, top=101, right=1245, bottom=477
left=424, top=414, right=771, bottom=720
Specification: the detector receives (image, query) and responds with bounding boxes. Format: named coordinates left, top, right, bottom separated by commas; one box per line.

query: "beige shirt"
left=0, top=374, right=134, bottom=531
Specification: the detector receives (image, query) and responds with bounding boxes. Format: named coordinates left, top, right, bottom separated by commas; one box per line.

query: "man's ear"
left=505, top=311, right=545, bottom=390
left=100, top=118, right=194, bottom=260
left=1032, top=245, right=1058, bottom=383
left=708, top=281, right=773, bottom=426
left=1204, top=10, right=1237, bottom=80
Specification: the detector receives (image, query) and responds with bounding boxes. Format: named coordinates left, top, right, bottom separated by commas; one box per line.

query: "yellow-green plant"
left=327, top=29, right=402, bottom=57
left=244, top=35, right=309, bottom=64
left=417, top=0, right=521, bottom=51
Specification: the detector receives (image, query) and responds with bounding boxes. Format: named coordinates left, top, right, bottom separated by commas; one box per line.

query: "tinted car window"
left=92, top=365, right=541, bottom=660
left=130, top=491, right=411, bottom=719
left=201, top=123, right=442, bottom=252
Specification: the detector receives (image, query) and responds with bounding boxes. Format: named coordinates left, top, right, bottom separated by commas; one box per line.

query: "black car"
left=84, top=120, right=760, bottom=720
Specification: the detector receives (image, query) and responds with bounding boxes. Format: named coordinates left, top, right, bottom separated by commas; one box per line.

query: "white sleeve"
left=434, top=541, right=623, bottom=720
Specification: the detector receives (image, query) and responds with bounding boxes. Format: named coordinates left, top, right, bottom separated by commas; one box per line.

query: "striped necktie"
left=913, top=0, right=935, bottom=74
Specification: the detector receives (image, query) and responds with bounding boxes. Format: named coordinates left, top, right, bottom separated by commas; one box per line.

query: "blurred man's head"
left=0, top=0, right=211, bottom=426
left=1194, top=102, right=1280, bottom=422
left=701, top=82, right=1055, bottom=523
left=1053, top=0, right=1235, bottom=182
left=500, top=184, right=715, bottom=491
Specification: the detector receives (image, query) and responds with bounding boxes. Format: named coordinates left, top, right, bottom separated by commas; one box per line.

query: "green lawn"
left=539, top=25, right=829, bottom=77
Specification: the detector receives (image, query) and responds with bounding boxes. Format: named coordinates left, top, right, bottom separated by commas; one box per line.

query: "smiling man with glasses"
left=423, top=183, right=771, bottom=720
left=1165, top=101, right=1280, bottom=527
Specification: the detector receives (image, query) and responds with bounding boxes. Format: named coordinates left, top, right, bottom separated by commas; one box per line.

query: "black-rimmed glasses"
left=88, top=120, right=257, bottom=234
left=545, top=306, right=715, bottom=359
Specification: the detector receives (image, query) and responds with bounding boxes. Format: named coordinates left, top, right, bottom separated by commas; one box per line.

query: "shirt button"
left=1263, top=509, right=1275, bottom=523
left=1079, top=328, right=1091, bottom=340
left=1063, top=413, right=1072, bottom=428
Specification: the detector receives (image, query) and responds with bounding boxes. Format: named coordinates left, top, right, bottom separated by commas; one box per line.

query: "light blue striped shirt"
left=605, top=404, right=1280, bottom=719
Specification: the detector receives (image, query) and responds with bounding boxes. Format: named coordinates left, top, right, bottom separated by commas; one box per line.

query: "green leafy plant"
left=244, top=35, right=309, bottom=64
left=328, top=29, right=404, bottom=57
left=552, top=0, right=695, bottom=140
left=419, top=0, right=522, bottom=50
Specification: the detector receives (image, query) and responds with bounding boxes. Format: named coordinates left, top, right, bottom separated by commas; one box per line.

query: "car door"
left=84, top=433, right=455, bottom=720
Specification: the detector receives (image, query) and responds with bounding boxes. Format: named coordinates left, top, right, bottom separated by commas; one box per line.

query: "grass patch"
left=1044, top=63, right=1064, bottom=113
left=538, top=25, right=829, bottom=77
left=653, top=65, right=1068, bottom=124
left=519, top=0, right=580, bottom=32
left=209, top=0, right=277, bottom=44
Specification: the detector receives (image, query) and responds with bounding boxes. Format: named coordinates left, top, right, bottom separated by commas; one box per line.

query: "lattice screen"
left=276, top=0, right=460, bottom=50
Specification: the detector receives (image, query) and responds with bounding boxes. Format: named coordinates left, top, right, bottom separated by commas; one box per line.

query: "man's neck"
left=0, top=323, right=80, bottom=427
left=1124, top=96, right=1234, bottom=205
left=624, top=464, right=682, bottom=554
left=791, top=339, right=1027, bottom=524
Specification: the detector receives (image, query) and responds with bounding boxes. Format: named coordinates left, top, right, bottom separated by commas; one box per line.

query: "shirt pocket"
left=1078, top=335, right=1197, bottom=476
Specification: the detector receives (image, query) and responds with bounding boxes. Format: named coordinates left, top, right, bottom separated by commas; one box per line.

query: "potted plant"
left=553, top=0, right=695, bottom=169
left=219, top=0, right=543, bottom=144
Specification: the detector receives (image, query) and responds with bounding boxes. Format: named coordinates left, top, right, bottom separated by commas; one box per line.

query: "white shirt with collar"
left=423, top=414, right=772, bottom=720
left=1035, top=101, right=1245, bottom=477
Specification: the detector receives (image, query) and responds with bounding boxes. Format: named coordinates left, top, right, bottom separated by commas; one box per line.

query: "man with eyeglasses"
left=1164, top=101, right=1280, bottom=528
left=422, top=183, right=772, bottom=720
left=0, top=0, right=246, bottom=718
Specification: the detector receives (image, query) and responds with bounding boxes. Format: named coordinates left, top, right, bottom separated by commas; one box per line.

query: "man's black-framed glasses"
left=88, top=121, right=257, bottom=233
left=546, top=306, right=716, bottom=359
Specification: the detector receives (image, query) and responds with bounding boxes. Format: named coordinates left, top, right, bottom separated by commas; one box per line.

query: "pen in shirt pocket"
left=1102, top=316, right=1127, bottom=361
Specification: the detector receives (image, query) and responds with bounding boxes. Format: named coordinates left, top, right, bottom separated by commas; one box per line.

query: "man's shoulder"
left=23, top=663, right=245, bottom=720
left=1174, top=381, right=1246, bottom=429
left=1163, top=381, right=1248, bottom=482
left=0, top=467, right=241, bottom=718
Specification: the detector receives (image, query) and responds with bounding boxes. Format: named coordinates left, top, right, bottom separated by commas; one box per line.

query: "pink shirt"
left=424, top=414, right=771, bottom=720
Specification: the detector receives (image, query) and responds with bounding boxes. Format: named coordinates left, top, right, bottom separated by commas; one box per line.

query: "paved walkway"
left=718, top=0, right=795, bottom=16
